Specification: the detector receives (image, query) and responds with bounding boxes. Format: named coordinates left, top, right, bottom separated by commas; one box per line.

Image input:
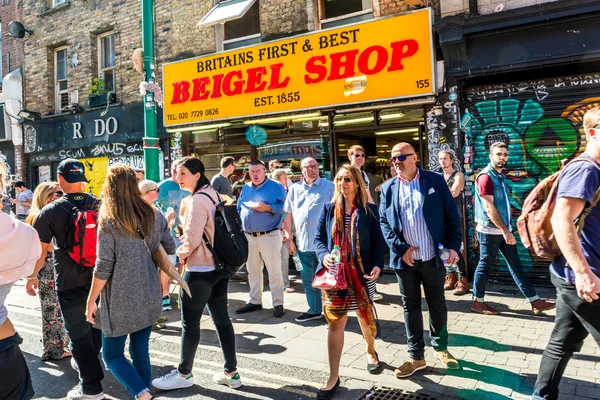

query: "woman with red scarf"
left=314, top=164, right=386, bottom=399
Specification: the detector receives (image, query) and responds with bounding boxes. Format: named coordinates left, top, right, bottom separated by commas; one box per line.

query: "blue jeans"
left=102, top=326, right=152, bottom=398
left=473, top=232, right=539, bottom=302
left=297, top=251, right=322, bottom=315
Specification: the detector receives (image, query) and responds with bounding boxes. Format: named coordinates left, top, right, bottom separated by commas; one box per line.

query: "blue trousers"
left=102, top=326, right=152, bottom=398
left=297, top=251, right=323, bottom=315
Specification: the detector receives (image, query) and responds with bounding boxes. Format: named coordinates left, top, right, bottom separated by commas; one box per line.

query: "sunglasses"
left=147, top=188, right=160, bottom=194
left=390, top=153, right=414, bottom=163
left=54, top=191, right=64, bottom=197
left=353, top=154, right=366, bottom=158
left=337, top=177, right=353, bottom=183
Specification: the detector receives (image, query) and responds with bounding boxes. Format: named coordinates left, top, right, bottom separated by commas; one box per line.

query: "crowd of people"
left=1, top=107, right=600, bottom=400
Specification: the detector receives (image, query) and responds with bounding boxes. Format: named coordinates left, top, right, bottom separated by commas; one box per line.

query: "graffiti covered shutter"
left=464, top=73, right=600, bottom=287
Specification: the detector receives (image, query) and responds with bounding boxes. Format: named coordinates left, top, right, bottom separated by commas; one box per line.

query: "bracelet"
left=26, top=276, right=38, bottom=280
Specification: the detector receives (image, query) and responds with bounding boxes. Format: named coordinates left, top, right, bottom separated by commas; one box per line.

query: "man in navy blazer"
left=379, top=142, right=462, bottom=379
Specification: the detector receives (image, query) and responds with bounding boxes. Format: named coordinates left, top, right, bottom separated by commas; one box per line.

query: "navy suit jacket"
left=379, top=169, right=462, bottom=269
left=314, top=202, right=386, bottom=275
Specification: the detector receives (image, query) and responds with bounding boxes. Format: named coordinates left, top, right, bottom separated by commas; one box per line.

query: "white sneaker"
left=213, top=371, right=242, bottom=389
left=71, top=357, right=79, bottom=372
left=66, top=388, right=105, bottom=400
left=152, top=369, right=194, bottom=390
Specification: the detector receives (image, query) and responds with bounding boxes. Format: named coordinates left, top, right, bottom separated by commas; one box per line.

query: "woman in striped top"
left=314, top=164, right=386, bottom=400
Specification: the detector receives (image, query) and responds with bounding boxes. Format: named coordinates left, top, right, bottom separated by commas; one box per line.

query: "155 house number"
left=415, top=79, right=430, bottom=89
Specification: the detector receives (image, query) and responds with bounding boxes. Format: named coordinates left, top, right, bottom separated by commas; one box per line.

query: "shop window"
left=319, top=0, right=373, bottom=29
left=198, top=0, right=261, bottom=51
left=54, top=46, right=68, bottom=113
left=98, top=32, right=116, bottom=92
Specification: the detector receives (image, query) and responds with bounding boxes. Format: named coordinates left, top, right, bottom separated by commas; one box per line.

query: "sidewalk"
left=7, top=272, right=600, bottom=400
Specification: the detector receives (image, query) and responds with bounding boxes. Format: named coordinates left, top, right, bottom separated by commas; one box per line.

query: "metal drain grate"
left=360, top=386, right=437, bottom=400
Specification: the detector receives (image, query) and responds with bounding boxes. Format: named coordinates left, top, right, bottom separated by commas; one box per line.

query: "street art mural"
left=426, top=86, right=461, bottom=173
left=81, top=157, right=109, bottom=197
left=463, top=73, right=600, bottom=283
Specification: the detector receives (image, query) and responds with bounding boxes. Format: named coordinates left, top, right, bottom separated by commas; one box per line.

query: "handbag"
left=312, top=262, right=347, bottom=290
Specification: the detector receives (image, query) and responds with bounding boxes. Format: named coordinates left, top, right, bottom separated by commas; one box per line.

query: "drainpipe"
left=469, top=0, right=479, bottom=16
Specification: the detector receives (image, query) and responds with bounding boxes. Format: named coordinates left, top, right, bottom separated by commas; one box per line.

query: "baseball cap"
left=57, top=159, right=89, bottom=183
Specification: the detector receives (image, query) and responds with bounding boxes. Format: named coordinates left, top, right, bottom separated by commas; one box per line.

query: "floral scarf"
left=323, top=197, right=378, bottom=338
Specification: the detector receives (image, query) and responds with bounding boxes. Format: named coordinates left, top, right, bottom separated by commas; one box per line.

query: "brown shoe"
left=471, top=301, right=499, bottom=315
left=453, top=277, right=470, bottom=296
left=434, top=350, right=459, bottom=370
left=531, top=299, right=555, bottom=315
left=394, top=358, right=426, bottom=378
left=444, top=272, right=458, bottom=290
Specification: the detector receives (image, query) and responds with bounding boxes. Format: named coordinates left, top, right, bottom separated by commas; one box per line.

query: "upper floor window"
left=319, top=0, right=372, bottom=29
left=98, top=32, right=116, bottom=92
left=52, top=0, right=66, bottom=7
left=198, top=0, right=261, bottom=51
left=54, top=46, right=68, bottom=113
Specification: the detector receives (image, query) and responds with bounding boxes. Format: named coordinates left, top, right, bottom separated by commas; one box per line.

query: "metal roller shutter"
left=463, top=73, right=600, bottom=287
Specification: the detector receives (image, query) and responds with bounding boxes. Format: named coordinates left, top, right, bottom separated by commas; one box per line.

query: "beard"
left=492, top=160, right=506, bottom=169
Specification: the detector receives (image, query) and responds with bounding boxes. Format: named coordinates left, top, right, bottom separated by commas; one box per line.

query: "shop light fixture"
left=374, top=128, right=419, bottom=136
left=243, top=112, right=321, bottom=125
left=334, top=116, right=374, bottom=126
left=293, top=115, right=328, bottom=123
left=380, top=112, right=406, bottom=120
left=166, top=123, right=232, bottom=133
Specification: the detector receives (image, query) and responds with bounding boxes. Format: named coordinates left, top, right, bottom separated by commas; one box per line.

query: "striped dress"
left=322, top=213, right=376, bottom=312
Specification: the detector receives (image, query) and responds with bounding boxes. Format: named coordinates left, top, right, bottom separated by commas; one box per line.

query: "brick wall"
left=0, top=0, right=24, bottom=75
left=441, top=0, right=559, bottom=17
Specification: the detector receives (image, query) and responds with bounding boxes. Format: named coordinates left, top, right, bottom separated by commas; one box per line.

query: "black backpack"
left=197, top=192, right=248, bottom=275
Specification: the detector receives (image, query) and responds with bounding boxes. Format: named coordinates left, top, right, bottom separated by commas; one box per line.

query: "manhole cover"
left=360, top=386, right=437, bottom=400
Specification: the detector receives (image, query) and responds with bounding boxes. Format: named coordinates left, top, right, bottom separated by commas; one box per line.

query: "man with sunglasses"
left=380, top=142, right=462, bottom=378
left=348, top=145, right=375, bottom=205
left=473, top=142, right=554, bottom=316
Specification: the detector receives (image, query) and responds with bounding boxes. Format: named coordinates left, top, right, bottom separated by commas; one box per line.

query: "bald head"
left=391, top=142, right=418, bottom=180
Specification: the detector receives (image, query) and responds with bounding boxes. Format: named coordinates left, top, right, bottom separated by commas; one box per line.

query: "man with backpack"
left=26, top=159, right=105, bottom=400
left=532, top=107, right=600, bottom=400
left=472, top=142, right=555, bottom=316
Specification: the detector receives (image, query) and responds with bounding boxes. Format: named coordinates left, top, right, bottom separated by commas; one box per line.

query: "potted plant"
left=87, top=77, right=116, bottom=108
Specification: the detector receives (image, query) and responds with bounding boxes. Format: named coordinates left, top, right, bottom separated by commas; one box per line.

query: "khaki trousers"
left=245, top=230, right=285, bottom=306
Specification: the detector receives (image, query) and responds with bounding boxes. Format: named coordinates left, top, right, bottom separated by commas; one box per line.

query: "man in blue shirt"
left=283, top=157, right=335, bottom=323
left=533, top=107, right=600, bottom=400
left=237, top=160, right=287, bottom=318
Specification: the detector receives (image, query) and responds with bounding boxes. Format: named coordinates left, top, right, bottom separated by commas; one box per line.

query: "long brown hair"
left=99, top=163, right=155, bottom=237
left=26, top=181, right=58, bottom=225
left=332, top=164, right=369, bottom=211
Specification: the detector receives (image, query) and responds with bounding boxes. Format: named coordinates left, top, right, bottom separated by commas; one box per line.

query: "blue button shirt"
left=238, top=178, right=287, bottom=233
left=284, top=177, right=335, bottom=252
left=398, top=170, right=435, bottom=261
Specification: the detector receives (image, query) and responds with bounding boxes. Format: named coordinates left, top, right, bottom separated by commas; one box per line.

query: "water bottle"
left=330, top=245, right=342, bottom=276
left=438, top=243, right=451, bottom=266
left=292, top=254, right=303, bottom=271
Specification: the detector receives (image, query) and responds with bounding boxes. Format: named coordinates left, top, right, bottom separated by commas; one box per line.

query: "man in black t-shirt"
left=26, top=159, right=105, bottom=400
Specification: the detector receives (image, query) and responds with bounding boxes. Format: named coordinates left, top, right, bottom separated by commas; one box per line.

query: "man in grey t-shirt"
left=12, top=181, right=33, bottom=220
left=211, top=156, right=235, bottom=198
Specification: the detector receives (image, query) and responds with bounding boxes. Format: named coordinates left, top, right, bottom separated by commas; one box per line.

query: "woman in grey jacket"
left=85, top=164, right=176, bottom=400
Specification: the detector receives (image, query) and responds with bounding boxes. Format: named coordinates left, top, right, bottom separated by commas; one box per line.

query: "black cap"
left=57, top=159, right=89, bottom=183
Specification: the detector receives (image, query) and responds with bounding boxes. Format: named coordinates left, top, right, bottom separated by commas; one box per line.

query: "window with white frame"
left=319, top=0, right=372, bottom=29
left=52, top=0, right=66, bottom=7
left=98, top=32, right=116, bottom=92
left=55, top=46, right=68, bottom=112
left=197, top=0, right=261, bottom=51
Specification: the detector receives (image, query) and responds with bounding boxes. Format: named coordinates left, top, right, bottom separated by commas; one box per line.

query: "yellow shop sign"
left=163, top=8, right=435, bottom=126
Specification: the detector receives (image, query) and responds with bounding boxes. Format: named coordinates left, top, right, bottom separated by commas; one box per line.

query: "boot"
left=453, top=277, right=470, bottom=296
left=444, top=272, right=457, bottom=290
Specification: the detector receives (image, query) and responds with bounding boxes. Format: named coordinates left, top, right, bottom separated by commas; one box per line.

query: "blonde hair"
left=332, top=164, right=368, bottom=210
left=347, top=145, right=365, bottom=159
left=26, top=181, right=58, bottom=225
left=138, top=179, right=158, bottom=195
left=583, top=106, right=600, bottom=134
left=0, top=162, right=6, bottom=194
left=272, top=168, right=287, bottom=181
left=99, top=164, right=156, bottom=237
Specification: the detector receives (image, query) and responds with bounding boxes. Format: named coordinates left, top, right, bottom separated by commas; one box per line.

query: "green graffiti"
left=523, top=118, right=579, bottom=176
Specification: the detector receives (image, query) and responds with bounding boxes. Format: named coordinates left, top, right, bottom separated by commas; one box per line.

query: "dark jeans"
left=58, top=285, right=104, bottom=395
left=0, top=334, right=34, bottom=400
left=473, top=232, right=538, bottom=301
left=532, top=274, right=600, bottom=400
left=395, top=259, right=448, bottom=360
left=102, top=326, right=152, bottom=397
left=179, top=270, right=237, bottom=375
